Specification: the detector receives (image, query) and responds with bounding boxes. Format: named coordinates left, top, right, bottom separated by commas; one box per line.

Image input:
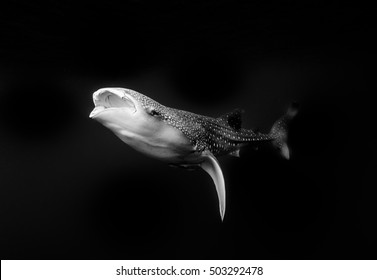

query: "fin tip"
left=281, top=143, right=290, bottom=160
left=288, top=102, right=299, bottom=118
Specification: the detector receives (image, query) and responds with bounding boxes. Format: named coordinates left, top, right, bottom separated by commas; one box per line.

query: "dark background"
left=0, top=0, right=375, bottom=259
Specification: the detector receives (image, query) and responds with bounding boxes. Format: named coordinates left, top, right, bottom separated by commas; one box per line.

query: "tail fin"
left=269, top=102, right=299, bottom=159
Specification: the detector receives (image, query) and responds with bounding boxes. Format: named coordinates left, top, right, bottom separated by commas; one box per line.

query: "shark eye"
left=147, top=107, right=161, bottom=117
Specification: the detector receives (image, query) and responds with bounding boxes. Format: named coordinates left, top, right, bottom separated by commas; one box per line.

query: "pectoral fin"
left=200, top=151, right=226, bottom=221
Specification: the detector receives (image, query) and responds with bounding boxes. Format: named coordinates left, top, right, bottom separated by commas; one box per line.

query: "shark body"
left=89, top=87, right=297, bottom=220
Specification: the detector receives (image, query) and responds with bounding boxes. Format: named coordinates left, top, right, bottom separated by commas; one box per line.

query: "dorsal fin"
left=218, top=109, right=243, bottom=130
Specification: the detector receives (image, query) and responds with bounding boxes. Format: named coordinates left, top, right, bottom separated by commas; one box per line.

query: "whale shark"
left=89, top=87, right=298, bottom=220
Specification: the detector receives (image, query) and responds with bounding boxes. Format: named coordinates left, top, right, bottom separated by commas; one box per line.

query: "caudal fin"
left=269, top=102, right=299, bottom=159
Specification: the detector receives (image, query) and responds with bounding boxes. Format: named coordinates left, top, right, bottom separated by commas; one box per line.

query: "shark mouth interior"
left=90, top=89, right=136, bottom=118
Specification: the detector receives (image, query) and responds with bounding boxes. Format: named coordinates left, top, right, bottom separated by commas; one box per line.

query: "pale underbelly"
left=113, top=127, right=200, bottom=164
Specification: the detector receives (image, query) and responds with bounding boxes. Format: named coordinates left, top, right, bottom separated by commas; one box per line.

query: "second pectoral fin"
left=200, top=151, right=226, bottom=221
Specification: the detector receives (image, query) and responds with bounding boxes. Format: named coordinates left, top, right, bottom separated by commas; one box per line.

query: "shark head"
left=90, top=87, right=157, bottom=136
left=89, top=87, right=193, bottom=161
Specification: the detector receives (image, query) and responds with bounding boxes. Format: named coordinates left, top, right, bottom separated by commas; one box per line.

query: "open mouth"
left=89, top=88, right=136, bottom=118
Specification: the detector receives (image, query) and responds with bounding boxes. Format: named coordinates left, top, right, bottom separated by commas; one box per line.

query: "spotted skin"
left=126, top=89, right=275, bottom=157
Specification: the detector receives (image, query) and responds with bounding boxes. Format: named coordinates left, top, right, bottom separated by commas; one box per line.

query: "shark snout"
left=89, top=105, right=106, bottom=118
